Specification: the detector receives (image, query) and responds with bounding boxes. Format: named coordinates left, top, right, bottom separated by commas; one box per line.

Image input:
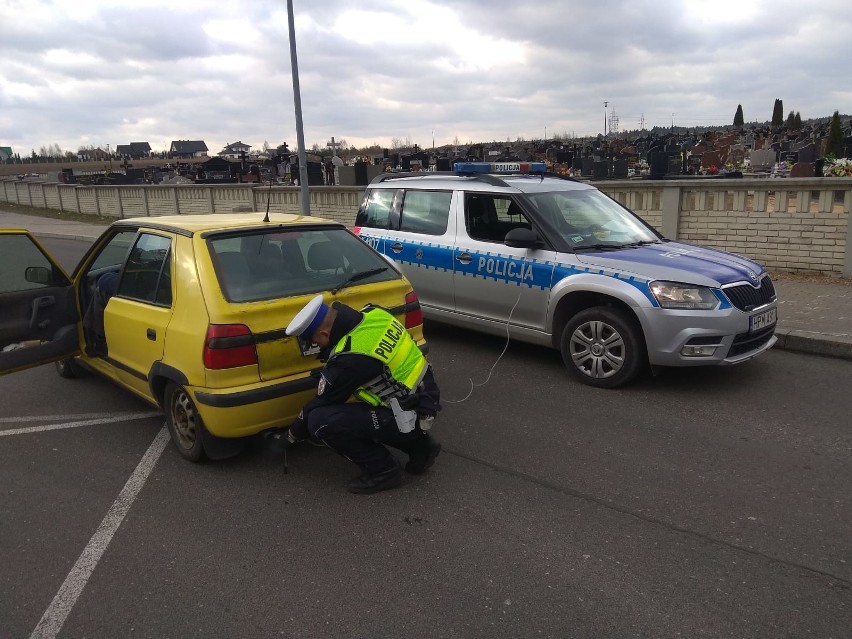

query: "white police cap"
left=286, top=294, right=329, bottom=338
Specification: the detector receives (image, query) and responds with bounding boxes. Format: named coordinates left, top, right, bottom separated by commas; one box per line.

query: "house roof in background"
left=170, top=140, right=208, bottom=153
left=115, top=142, right=152, bottom=155
left=222, top=141, right=251, bottom=152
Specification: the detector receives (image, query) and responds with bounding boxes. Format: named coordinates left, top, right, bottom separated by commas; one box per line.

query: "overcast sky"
left=2, top=0, right=850, bottom=157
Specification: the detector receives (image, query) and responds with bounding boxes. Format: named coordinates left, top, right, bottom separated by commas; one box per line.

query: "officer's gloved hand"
left=417, top=412, right=436, bottom=431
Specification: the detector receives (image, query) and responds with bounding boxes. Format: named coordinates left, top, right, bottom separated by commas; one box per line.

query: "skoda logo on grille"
left=748, top=270, right=758, bottom=282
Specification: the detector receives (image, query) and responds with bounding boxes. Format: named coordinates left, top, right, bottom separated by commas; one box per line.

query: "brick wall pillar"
left=843, top=188, right=852, bottom=278
left=660, top=185, right=681, bottom=239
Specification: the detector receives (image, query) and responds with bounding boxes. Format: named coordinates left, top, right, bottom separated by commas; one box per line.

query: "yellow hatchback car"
left=0, top=214, right=427, bottom=461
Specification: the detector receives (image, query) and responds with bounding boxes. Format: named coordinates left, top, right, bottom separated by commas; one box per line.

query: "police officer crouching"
left=283, top=295, right=442, bottom=494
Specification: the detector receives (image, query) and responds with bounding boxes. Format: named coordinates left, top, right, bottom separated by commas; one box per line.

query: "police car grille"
left=727, top=325, right=775, bottom=358
left=724, top=277, right=776, bottom=311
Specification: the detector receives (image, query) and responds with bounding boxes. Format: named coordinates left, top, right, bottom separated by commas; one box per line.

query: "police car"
left=353, top=162, right=778, bottom=388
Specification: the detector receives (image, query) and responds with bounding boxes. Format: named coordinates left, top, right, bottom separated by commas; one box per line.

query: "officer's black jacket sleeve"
left=416, top=366, right=441, bottom=417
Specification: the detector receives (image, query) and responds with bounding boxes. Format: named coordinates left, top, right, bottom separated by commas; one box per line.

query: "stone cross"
left=326, top=137, right=342, bottom=156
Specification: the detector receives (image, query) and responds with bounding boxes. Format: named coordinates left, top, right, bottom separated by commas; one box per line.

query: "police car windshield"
left=526, top=190, right=659, bottom=249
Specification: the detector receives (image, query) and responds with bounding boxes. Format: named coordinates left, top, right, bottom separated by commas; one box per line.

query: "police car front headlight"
left=649, top=281, right=719, bottom=310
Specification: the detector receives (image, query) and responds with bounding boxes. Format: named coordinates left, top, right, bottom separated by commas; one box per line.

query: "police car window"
left=527, top=190, right=657, bottom=245
left=356, top=189, right=395, bottom=229
left=399, top=190, right=451, bottom=235
left=116, top=233, right=172, bottom=305
left=466, top=195, right=531, bottom=243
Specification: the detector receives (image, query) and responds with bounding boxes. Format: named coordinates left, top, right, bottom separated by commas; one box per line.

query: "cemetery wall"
left=2, top=178, right=850, bottom=276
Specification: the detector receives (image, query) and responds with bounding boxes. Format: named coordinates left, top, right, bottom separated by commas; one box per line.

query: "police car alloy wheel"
left=561, top=307, right=646, bottom=389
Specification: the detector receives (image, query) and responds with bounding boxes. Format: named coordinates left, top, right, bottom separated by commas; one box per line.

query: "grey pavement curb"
left=773, top=328, right=852, bottom=360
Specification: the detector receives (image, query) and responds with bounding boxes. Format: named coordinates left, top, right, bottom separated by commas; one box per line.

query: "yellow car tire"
left=164, top=382, right=208, bottom=462
left=55, top=358, right=87, bottom=379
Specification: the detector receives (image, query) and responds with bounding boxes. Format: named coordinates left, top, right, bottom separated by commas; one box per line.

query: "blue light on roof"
left=453, top=161, right=547, bottom=175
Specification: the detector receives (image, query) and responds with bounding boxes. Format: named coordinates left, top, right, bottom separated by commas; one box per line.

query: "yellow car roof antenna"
left=263, top=173, right=274, bottom=223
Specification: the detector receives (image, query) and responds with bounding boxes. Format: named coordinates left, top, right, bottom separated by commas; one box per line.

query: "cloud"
left=1, top=0, right=849, bottom=156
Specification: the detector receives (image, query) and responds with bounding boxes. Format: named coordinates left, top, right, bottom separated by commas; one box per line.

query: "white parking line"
left=0, top=412, right=160, bottom=437
left=29, top=426, right=171, bottom=639
left=0, top=413, right=132, bottom=423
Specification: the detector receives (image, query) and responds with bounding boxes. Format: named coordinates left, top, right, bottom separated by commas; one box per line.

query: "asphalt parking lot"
left=1, top=234, right=851, bottom=638
left=3, top=324, right=852, bottom=638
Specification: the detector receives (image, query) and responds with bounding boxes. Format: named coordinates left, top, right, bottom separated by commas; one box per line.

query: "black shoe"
left=406, top=440, right=441, bottom=475
left=347, top=464, right=403, bottom=494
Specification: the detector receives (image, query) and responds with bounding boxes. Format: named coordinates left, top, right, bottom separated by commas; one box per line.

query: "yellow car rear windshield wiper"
left=331, top=267, right=388, bottom=294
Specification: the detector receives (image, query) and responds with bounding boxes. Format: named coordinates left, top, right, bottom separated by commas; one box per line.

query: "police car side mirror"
left=504, top=227, right=542, bottom=249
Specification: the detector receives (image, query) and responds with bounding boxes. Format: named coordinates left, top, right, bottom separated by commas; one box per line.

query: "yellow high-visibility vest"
left=329, top=307, right=427, bottom=407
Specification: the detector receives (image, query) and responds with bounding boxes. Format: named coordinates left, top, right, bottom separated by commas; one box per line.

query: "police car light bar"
left=453, top=161, right=547, bottom=175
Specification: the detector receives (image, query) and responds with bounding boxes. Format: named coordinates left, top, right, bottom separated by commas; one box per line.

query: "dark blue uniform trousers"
left=304, top=403, right=428, bottom=476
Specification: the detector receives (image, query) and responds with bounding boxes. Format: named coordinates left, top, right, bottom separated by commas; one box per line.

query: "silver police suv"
left=354, top=162, right=777, bottom=388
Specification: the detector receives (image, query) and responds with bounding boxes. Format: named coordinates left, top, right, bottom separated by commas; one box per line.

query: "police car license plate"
left=749, top=308, right=777, bottom=332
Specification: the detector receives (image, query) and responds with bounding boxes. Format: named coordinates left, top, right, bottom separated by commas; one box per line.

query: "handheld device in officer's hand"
left=389, top=397, right=417, bottom=433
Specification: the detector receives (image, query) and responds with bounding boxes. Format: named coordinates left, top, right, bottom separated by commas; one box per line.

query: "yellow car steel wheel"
left=164, top=382, right=207, bottom=462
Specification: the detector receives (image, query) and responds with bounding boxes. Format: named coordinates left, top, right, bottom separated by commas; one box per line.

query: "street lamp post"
left=603, top=101, right=608, bottom=137
left=287, top=0, right=310, bottom=215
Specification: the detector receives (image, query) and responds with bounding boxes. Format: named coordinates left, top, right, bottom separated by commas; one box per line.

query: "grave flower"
left=822, top=157, right=852, bottom=177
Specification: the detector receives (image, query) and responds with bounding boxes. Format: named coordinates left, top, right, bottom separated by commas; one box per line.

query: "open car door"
left=0, top=230, right=81, bottom=375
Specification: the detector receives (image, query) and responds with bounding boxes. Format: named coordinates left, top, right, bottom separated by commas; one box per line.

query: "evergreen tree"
left=771, top=99, right=784, bottom=127
left=794, top=112, right=802, bottom=129
left=733, top=104, right=744, bottom=126
left=825, top=111, right=844, bottom=157
left=786, top=111, right=796, bottom=128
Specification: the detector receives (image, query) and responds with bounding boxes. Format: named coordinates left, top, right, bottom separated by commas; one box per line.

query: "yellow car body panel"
left=1, top=214, right=428, bottom=444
